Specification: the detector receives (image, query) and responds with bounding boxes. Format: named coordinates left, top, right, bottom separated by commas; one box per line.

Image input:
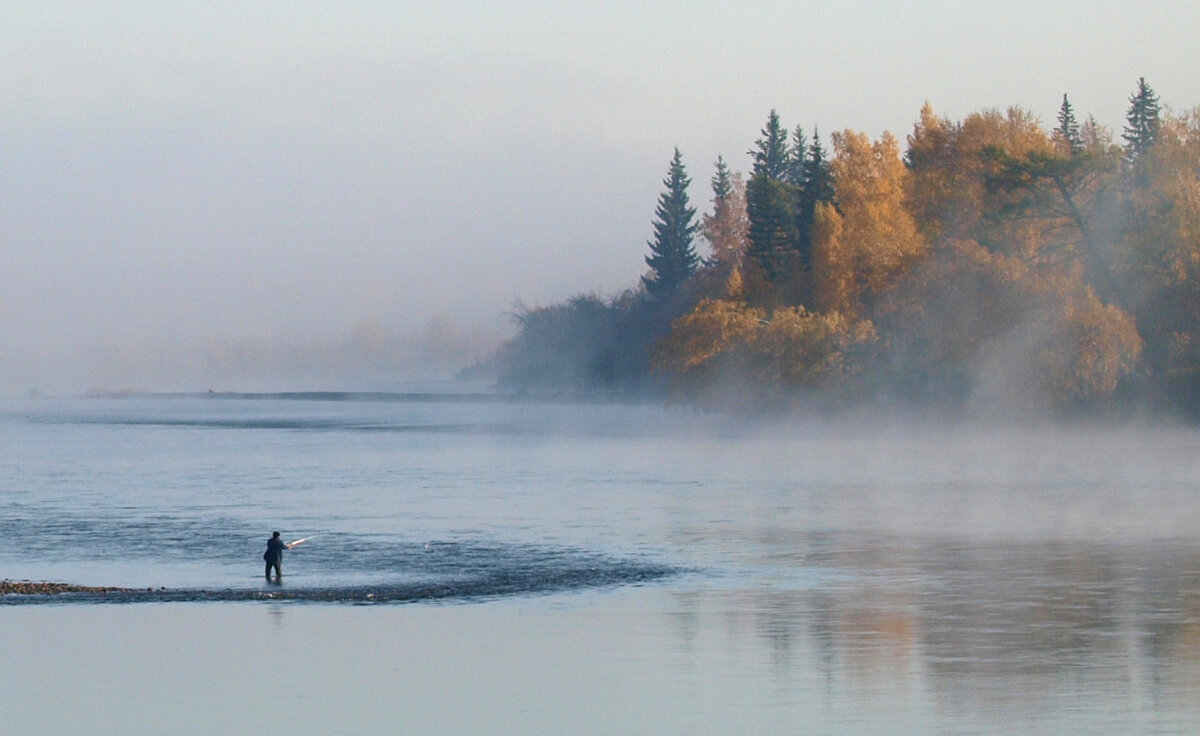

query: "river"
left=1, top=395, right=1198, bottom=734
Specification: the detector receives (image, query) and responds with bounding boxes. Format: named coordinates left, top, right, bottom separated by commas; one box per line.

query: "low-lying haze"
left=3, top=2, right=1199, bottom=394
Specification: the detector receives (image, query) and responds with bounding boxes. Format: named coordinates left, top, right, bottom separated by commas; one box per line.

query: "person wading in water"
left=263, top=531, right=293, bottom=583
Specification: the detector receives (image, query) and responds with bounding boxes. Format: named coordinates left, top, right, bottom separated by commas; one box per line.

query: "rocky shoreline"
left=0, top=580, right=154, bottom=596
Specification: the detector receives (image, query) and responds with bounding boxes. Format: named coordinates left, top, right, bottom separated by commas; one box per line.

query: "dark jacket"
left=264, top=536, right=286, bottom=563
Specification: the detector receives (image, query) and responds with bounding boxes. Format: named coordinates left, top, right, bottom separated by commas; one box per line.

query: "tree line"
left=484, top=79, right=1200, bottom=418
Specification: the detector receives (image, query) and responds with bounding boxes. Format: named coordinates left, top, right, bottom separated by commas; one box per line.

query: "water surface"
left=2, top=396, right=1198, bottom=734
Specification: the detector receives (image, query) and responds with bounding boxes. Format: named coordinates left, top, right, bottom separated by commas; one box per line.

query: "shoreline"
left=0, top=580, right=152, bottom=596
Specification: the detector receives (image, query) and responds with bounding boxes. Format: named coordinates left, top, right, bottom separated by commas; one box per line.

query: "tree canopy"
left=487, top=78, right=1200, bottom=419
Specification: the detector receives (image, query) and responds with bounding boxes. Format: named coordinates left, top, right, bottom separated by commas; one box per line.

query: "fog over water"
left=3, top=397, right=1200, bottom=734
left=3, top=3, right=1200, bottom=395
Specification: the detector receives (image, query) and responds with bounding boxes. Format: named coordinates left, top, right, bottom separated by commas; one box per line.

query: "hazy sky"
left=3, top=1, right=1199, bottom=393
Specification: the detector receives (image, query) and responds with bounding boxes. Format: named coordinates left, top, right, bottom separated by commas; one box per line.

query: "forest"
left=480, top=79, right=1200, bottom=418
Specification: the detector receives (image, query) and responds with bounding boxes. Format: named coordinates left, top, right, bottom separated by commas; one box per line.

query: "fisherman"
left=263, top=531, right=292, bottom=582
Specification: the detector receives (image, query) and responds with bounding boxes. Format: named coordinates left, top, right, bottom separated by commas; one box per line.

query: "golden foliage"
left=647, top=102, right=1198, bottom=414
left=701, top=172, right=749, bottom=269
left=905, top=105, right=1057, bottom=258
left=812, top=130, right=926, bottom=316
left=883, top=238, right=1038, bottom=367
left=905, top=102, right=957, bottom=241
left=1035, top=290, right=1143, bottom=406
left=811, top=201, right=849, bottom=315
left=655, top=298, right=764, bottom=373
left=653, top=297, right=876, bottom=403
left=1122, top=112, right=1200, bottom=289
left=1118, top=110, right=1200, bottom=385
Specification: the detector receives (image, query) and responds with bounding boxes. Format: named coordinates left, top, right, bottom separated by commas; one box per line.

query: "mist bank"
left=5, top=315, right=503, bottom=398
left=481, top=85, right=1200, bottom=421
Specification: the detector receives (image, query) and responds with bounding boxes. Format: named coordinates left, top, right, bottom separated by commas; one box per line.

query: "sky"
left=2, top=1, right=1199, bottom=394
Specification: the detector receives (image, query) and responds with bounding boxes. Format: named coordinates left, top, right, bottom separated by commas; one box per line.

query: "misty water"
left=2, top=395, right=1200, bottom=734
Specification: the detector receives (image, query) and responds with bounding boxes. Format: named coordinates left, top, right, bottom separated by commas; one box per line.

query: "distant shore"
left=11, top=388, right=662, bottom=405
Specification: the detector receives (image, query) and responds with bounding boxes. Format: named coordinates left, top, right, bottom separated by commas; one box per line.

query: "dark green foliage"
left=488, top=285, right=704, bottom=395
left=1123, top=77, right=1161, bottom=160
left=785, top=124, right=807, bottom=186
left=642, top=148, right=700, bottom=301
left=750, top=110, right=790, bottom=180
left=490, top=295, right=633, bottom=392
left=981, top=142, right=1123, bottom=299
left=794, top=127, right=834, bottom=271
left=1057, top=94, right=1084, bottom=155
left=710, top=155, right=733, bottom=200
left=801, top=128, right=835, bottom=206
left=745, top=173, right=799, bottom=281
left=745, top=113, right=831, bottom=301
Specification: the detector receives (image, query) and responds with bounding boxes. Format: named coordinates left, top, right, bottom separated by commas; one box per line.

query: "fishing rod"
left=288, top=535, right=316, bottom=548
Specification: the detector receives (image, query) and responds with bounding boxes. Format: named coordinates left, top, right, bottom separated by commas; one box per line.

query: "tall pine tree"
left=792, top=127, right=834, bottom=279
left=744, top=111, right=831, bottom=301
left=801, top=128, right=835, bottom=211
left=1056, top=93, right=1084, bottom=155
left=785, top=124, right=808, bottom=186
left=749, top=110, right=790, bottom=180
left=1123, top=77, right=1161, bottom=160
left=642, top=148, right=700, bottom=301
left=745, top=173, right=798, bottom=282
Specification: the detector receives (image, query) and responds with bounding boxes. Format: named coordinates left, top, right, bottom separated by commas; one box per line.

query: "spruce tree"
left=785, top=124, right=808, bottom=186
left=745, top=174, right=798, bottom=282
left=642, top=148, right=699, bottom=301
left=749, top=110, right=790, bottom=180
left=710, top=155, right=733, bottom=200
left=1056, top=93, right=1084, bottom=155
left=793, top=127, right=834, bottom=274
left=1123, top=77, right=1161, bottom=160
left=701, top=156, right=749, bottom=269
left=801, top=128, right=835, bottom=209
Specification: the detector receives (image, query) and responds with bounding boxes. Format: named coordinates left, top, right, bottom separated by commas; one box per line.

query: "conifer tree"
left=790, top=127, right=834, bottom=278
left=745, top=174, right=799, bottom=286
left=1123, top=77, right=1161, bottom=160
left=701, top=156, right=748, bottom=269
left=711, top=155, right=733, bottom=200
left=786, top=124, right=808, bottom=186
left=1056, top=93, right=1083, bottom=155
left=801, top=128, right=835, bottom=210
left=746, top=110, right=798, bottom=290
left=750, top=110, right=790, bottom=180
left=642, top=148, right=700, bottom=301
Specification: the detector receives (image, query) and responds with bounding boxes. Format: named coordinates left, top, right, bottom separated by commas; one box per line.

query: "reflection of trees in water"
left=668, top=533, right=1200, bottom=715
left=918, top=541, right=1128, bottom=679
left=912, top=540, right=1200, bottom=718
left=1139, top=571, right=1200, bottom=709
